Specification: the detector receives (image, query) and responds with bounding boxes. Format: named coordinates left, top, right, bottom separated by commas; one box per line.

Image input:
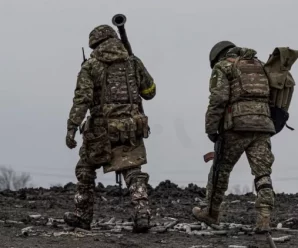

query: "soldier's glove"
left=66, top=129, right=77, bottom=149
left=207, top=133, right=218, bottom=143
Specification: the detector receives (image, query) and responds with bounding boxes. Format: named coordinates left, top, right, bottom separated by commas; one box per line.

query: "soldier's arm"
left=133, top=56, right=156, bottom=100
left=67, top=61, right=94, bottom=130
left=205, top=66, right=230, bottom=134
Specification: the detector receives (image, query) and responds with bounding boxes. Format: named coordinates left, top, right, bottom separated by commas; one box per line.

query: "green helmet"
left=89, top=25, right=118, bottom=49
left=209, top=41, right=236, bottom=68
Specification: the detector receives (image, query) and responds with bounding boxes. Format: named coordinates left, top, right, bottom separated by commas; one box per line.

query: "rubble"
left=0, top=180, right=298, bottom=247
left=21, top=226, right=34, bottom=236
left=11, top=213, right=294, bottom=247
left=0, top=220, right=25, bottom=226
left=272, top=235, right=291, bottom=243
left=282, top=217, right=298, bottom=229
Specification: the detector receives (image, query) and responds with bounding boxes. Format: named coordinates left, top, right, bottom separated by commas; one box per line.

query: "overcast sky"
left=1, top=0, right=298, bottom=193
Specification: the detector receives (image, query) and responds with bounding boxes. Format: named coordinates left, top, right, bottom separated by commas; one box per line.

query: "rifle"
left=81, top=47, right=87, bottom=66
left=207, top=135, right=224, bottom=215
left=111, top=13, right=146, bottom=115
left=116, top=171, right=123, bottom=203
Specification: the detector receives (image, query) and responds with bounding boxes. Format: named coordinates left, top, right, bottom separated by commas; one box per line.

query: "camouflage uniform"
left=65, top=25, right=156, bottom=232
left=193, top=46, right=275, bottom=233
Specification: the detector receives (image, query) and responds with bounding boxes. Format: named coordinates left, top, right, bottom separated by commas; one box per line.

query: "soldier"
left=64, top=24, right=156, bottom=233
left=192, top=41, right=276, bottom=233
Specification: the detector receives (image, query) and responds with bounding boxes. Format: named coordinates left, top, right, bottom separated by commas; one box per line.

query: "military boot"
left=64, top=182, right=94, bottom=230
left=129, top=179, right=151, bottom=233
left=64, top=212, right=91, bottom=230
left=132, top=199, right=151, bottom=233
left=192, top=206, right=220, bottom=226
left=254, top=208, right=271, bottom=234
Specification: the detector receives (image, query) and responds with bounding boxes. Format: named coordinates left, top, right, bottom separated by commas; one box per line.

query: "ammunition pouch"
left=133, top=114, right=150, bottom=139
left=106, top=114, right=150, bottom=145
left=267, top=69, right=295, bottom=111
left=224, top=101, right=271, bottom=131
left=107, top=117, right=137, bottom=145
left=96, top=103, right=150, bottom=143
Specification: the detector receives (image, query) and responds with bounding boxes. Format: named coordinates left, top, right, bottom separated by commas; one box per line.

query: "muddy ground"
left=1, top=180, right=298, bottom=248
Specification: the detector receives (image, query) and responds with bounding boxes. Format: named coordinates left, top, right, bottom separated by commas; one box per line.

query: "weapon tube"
left=111, top=14, right=145, bottom=115
left=112, top=14, right=133, bottom=56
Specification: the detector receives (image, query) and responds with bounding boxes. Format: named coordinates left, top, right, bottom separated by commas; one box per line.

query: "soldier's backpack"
left=263, top=47, right=298, bottom=135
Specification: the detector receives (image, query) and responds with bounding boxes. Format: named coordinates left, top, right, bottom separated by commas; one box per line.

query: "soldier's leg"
left=122, top=166, right=150, bottom=232
left=204, top=165, right=214, bottom=206
left=246, top=133, right=275, bottom=233
left=193, top=132, right=247, bottom=224
left=195, top=165, right=213, bottom=209
left=64, top=159, right=96, bottom=230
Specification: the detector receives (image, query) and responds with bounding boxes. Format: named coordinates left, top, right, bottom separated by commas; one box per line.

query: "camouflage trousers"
left=74, top=159, right=150, bottom=224
left=205, top=131, right=275, bottom=213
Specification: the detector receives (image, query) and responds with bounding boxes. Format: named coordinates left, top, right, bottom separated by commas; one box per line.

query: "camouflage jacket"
left=67, top=38, right=156, bottom=130
left=205, top=47, right=275, bottom=134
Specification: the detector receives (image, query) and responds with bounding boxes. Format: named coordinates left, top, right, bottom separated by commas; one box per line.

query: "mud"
left=1, top=180, right=298, bottom=248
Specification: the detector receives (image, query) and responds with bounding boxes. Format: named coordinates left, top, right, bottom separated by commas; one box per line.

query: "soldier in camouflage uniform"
left=192, top=41, right=276, bottom=233
left=64, top=25, right=156, bottom=233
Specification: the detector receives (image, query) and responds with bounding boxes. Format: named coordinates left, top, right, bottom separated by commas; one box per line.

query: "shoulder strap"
left=125, top=60, right=133, bottom=112
left=99, top=63, right=108, bottom=115
left=230, top=56, right=241, bottom=80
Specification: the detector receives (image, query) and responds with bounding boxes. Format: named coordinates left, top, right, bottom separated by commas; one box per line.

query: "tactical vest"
left=88, top=58, right=149, bottom=146
left=81, top=57, right=150, bottom=169
left=229, top=58, right=270, bottom=103
left=104, top=59, right=139, bottom=105
left=263, top=47, right=298, bottom=135
left=224, top=57, right=275, bottom=133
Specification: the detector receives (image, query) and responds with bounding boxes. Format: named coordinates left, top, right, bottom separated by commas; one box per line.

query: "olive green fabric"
left=205, top=47, right=275, bottom=134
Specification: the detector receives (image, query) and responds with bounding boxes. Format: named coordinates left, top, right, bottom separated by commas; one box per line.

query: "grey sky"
left=1, top=0, right=298, bottom=193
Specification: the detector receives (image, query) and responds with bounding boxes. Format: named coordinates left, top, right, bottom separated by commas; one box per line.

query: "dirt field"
left=1, top=180, right=298, bottom=248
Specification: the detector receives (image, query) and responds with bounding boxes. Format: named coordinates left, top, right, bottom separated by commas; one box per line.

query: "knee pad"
left=254, top=175, right=275, bottom=208
left=132, top=172, right=149, bottom=185
left=254, top=174, right=273, bottom=193
left=75, top=161, right=96, bottom=184
left=123, top=168, right=149, bottom=187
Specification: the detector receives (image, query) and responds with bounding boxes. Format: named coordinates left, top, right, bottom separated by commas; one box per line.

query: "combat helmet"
left=209, top=41, right=236, bottom=68
left=89, top=25, right=118, bottom=49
